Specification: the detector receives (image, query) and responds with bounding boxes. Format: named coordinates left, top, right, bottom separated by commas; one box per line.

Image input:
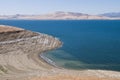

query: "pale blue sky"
left=0, top=0, right=120, bottom=15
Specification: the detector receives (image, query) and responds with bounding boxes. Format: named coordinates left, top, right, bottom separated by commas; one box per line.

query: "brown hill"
left=0, top=25, right=23, bottom=33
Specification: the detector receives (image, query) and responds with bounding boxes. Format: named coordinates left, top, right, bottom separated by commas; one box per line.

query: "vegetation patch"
left=0, top=65, right=7, bottom=73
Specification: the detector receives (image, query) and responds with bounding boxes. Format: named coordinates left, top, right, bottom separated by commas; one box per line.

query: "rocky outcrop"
left=0, top=30, right=39, bottom=42
left=0, top=25, right=61, bottom=79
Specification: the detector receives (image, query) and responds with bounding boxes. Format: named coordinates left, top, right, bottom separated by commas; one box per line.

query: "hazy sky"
left=0, top=0, right=120, bottom=15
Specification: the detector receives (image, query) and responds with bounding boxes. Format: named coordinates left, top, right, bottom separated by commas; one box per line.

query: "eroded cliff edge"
left=0, top=25, right=61, bottom=79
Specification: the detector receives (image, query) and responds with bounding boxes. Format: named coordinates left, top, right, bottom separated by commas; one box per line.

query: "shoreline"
left=39, top=53, right=58, bottom=68
left=39, top=52, right=64, bottom=69
left=0, top=25, right=120, bottom=80
left=38, top=39, right=64, bottom=69
left=39, top=50, right=120, bottom=72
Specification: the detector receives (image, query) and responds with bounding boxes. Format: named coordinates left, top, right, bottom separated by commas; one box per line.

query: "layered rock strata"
left=0, top=25, right=61, bottom=79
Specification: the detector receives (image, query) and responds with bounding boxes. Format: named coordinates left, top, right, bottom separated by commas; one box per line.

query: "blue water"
left=0, top=20, right=120, bottom=71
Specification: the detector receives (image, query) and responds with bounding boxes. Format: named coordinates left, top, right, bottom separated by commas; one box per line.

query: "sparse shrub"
left=0, top=65, right=7, bottom=73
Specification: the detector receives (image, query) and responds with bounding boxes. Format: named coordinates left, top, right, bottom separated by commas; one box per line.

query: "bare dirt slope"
left=0, top=25, right=23, bottom=33
left=0, top=25, right=61, bottom=80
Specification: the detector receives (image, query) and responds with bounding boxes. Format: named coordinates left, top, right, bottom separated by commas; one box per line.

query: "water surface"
left=0, top=20, right=120, bottom=71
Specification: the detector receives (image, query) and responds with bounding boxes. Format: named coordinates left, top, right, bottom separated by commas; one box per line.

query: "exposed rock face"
left=0, top=30, right=39, bottom=42
left=0, top=25, right=61, bottom=79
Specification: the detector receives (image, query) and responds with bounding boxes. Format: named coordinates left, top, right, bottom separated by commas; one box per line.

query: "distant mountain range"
left=100, top=12, right=120, bottom=18
left=0, top=11, right=120, bottom=20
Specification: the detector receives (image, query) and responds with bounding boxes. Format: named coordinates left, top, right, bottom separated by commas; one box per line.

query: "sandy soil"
left=31, top=75, right=119, bottom=80
left=29, top=69, right=120, bottom=80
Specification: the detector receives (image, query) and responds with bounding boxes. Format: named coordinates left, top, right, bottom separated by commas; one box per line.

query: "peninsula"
left=0, top=25, right=120, bottom=80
